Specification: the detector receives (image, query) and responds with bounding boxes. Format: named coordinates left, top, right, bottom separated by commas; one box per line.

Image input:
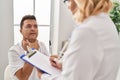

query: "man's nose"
left=31, top=26, right=36, bottom=30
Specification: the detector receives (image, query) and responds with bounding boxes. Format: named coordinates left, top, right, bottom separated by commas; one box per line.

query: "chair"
left=116, top=67, right=120, bottom=80
left=4, top=65, right=12, bottom=80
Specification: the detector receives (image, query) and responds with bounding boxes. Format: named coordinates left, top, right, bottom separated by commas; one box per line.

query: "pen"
left=58, top=51, right=64, bottom=60
left=51, top=51, right=64, bottom=64
left=53, top=41, right=69, bottom=63
left=58, top=41, right=69, bottom=60
left=53, top=51, right=64, bottom=64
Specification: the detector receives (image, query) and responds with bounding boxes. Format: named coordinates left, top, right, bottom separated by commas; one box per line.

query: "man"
left=8, top=15, right=49, bottom=80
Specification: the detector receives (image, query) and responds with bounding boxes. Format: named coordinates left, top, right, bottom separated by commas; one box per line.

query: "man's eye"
left=26, top=25, right=31, bottom=28
left=34, top=25, right=38, bottom=28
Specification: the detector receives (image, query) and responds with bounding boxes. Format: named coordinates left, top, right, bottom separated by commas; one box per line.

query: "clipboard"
left=20, top=50, right=61, bottom=75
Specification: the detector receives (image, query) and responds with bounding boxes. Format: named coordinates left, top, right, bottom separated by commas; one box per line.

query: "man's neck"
left=28, top=39, right=37, bottom=43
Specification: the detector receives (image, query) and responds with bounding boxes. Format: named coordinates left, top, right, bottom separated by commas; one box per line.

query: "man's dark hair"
left=20, top=15, right=36, bottom=28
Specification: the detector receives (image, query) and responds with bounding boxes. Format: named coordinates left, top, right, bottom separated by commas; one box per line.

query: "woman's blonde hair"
left=74, top=0, right=112, bottom=23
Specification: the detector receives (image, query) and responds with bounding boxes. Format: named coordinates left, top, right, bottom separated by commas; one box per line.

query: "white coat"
left=41, top=13, right=120, bottom=80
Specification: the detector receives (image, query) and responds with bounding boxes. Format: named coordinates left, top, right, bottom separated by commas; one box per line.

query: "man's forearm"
left=15, top=62, right=34, bottom=80
left=22, top=62, right=34, bottom=76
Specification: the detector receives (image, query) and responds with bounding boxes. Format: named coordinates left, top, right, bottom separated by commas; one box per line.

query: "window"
left=13, top=0, right=51, bottom=51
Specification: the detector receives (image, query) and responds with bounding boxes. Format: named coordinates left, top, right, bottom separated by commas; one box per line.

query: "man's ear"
left=20, top=29, right=22, bottom=33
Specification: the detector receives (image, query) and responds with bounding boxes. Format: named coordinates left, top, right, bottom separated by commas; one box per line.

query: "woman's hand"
left=50, top=55, right=62, bottom=70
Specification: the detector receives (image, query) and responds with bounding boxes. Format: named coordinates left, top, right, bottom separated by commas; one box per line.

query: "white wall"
left=51, top=0, right=75, bottom=53
left=58, top=1, right=75, bottom=50
left=0, top=0, right=14, bottom=79
left=50, top=0, right=60, bottom=54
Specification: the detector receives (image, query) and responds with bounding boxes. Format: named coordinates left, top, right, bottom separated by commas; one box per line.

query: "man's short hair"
left=20, top=15, right=36, bottom=28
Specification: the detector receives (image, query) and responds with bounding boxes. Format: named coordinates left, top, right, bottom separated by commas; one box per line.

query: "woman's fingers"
left=49, top=55, right=62, bottom=70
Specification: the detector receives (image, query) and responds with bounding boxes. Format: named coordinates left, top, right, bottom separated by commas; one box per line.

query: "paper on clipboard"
left=20, top=51, right=61, bottom=75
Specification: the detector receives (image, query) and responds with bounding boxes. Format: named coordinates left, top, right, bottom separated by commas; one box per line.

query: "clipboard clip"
left=26, top=46, right=37, bottom=58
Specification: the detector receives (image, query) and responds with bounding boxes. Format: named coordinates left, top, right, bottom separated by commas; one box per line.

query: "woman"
left=38, top=0, right=120, bottom=80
